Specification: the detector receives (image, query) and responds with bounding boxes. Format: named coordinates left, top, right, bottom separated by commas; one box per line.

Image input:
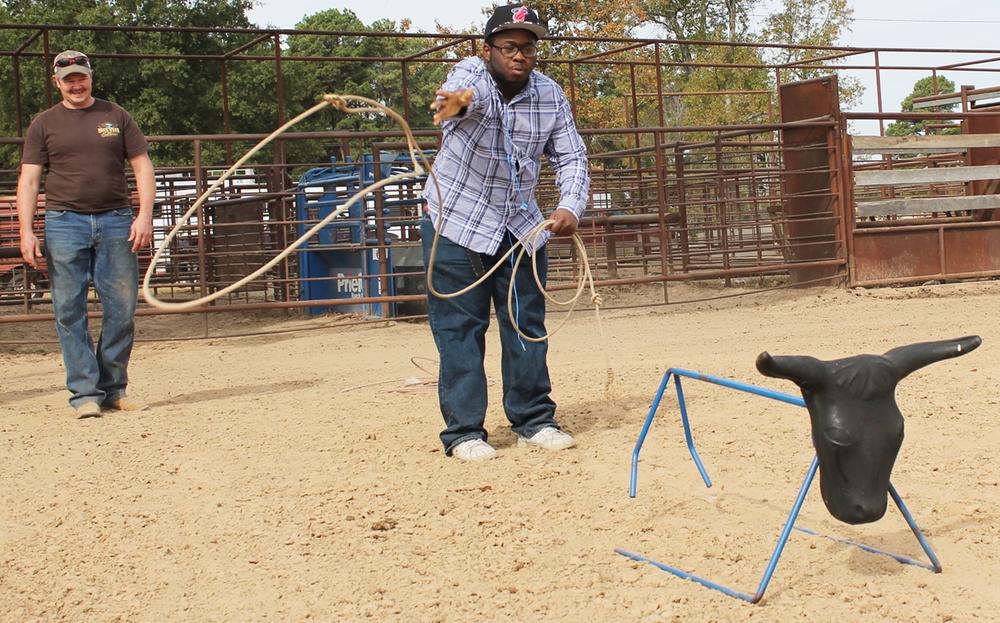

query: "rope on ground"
left=338, top=357, right=496, bottom=394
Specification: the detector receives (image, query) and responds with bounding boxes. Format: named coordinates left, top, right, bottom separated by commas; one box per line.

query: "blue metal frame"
left=619, top=367, right=942, bottom=604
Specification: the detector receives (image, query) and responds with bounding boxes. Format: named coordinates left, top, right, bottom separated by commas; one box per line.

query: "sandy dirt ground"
left=1, top=281, right=999, bottom=621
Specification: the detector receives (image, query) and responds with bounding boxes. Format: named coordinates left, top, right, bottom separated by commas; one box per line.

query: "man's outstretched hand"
left=431, top=88, right=474, bottom=125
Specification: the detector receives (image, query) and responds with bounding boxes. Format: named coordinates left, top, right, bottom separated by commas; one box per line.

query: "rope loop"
left=142, top=94, right=602, bottom=346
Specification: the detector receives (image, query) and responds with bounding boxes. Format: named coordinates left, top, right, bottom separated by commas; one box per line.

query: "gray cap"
left=52, top=50, right=92, bottom=80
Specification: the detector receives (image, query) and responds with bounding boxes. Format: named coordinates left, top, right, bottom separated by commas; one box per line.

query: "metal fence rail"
left=4, top=25, right=1000, bottom=335
left=1, top=122, right=843, bottom=323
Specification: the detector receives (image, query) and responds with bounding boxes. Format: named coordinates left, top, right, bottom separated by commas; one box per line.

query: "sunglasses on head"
left=54, top=55, right=89, bottom=69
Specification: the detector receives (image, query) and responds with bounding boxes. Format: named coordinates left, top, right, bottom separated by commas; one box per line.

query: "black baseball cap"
left=484, top=4, right=547, bottom=41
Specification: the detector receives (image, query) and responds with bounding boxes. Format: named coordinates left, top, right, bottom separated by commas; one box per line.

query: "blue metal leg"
left=749, top=456, right=819, bottom=602
left=616, top=456, right=818, bottom=604
left=614, top=547, right=757, bottom=602
left=674, top=375, right=713, bottom=488
left=789, top=482, right=941, bottom=573
left=889, top=482, right=943, bottom=572
left=631, top=368, right=802, bottom=498
left=629, top=371, right=673, bottom=498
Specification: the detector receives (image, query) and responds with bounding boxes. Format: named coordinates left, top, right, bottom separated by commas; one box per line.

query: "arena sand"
left=1, top=282, right=998, bottom=621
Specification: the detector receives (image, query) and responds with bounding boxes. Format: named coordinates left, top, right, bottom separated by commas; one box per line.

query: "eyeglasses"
left=54, top=55, right=90, bottom=69
left=489, top=43, right=538, bottom=59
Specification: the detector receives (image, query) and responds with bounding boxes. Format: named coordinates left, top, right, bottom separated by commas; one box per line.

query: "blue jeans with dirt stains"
left=421, top=217, right=561, bottom=454
left=44, top=207, right=138, bottom=410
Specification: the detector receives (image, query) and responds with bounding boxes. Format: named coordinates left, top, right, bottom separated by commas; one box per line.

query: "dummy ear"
left=882, top=336, right=982, bottom=380
left=755, top=353, right=822, bottom=385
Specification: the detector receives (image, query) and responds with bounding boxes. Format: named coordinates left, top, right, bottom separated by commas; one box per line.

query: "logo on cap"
left=484, top=3, right=547, bottom=40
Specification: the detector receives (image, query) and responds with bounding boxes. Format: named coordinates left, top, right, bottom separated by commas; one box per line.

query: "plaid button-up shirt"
left=424, top=57, right=590, bottom=254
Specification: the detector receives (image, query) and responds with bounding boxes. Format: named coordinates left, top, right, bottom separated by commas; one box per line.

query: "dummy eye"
left=824, top=427, right=853, bottom=448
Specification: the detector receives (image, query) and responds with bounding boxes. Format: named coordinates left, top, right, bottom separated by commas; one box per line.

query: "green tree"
left=885, top=75, right=959, bottom=136
left=0, top=0, right=261, bottom=166
left=761, top=0, right=861, bottom=108
left=1, top=0, right=863, bottom=171
left=642, top=0, right=755, bottom=69
left=515, top=0, right=858, bottom=128
left=277, top=8, right=446, bottom=168
left=680, top=44, right=772, bottom=126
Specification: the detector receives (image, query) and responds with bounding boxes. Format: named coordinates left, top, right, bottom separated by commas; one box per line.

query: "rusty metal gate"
left=844, top=100, right=1000, bottom=286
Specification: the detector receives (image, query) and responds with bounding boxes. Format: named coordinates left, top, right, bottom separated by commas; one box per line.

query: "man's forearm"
left=132, top=155, right=156, bottom=218
left=136, top=178, right=155, bottom=219
left=16, top=176, right=40, bottom=235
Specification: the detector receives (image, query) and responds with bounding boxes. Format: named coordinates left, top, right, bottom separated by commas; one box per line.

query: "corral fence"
left=2, top=25, right=1000, bottom=338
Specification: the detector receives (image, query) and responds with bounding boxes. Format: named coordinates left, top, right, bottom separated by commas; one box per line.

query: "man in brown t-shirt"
left=17, top=50, right=155, bottom=418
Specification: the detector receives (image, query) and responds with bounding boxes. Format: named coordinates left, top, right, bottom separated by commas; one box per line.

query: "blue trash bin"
left=295, top=163, right=391, bottom=316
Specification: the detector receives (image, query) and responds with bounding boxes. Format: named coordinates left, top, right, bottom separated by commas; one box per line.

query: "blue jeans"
left=421, top=218, right=559, bottom=454
left=44, top=208, right=138, bottom=409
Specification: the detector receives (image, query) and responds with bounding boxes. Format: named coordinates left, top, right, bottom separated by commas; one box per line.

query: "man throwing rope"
left=424, top=4, right=590, bottom=461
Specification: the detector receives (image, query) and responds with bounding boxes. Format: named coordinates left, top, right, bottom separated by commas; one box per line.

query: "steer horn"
left=882, top=335, right=982, bottom=380
left=755, top=353, right=821, bottom=386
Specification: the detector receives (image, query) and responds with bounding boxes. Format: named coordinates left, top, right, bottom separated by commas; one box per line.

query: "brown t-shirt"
left=21, top=99, right=149, bottom=213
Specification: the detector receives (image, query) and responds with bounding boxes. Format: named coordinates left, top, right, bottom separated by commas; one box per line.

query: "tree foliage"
left=0, top=0, right=862, bottom=171
left=0, top=3, right=440, bottom=169
left=761, top=0, right=862, bottom=107
left=0, top=0, right=259, bottom=166
left=278, top=9, right=446, bottom=166
left=286, top=10, right=443, bottom=132
left=885, top=75, right=960, bottom=137
left=642, top=0, right=754, bottom=67
left=512, top=0, right=857, bottom=152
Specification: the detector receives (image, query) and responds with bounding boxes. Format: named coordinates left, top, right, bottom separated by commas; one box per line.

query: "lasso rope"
left=142, top=94, right=614, bottom=394
left=142, top=96, right=419, bottom=311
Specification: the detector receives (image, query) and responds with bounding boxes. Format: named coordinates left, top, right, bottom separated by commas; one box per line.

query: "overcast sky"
left=248, top=1, right=1000, bottom=133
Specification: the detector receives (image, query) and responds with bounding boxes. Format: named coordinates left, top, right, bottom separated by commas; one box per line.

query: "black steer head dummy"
left=755, top=336, right=981, bottom=525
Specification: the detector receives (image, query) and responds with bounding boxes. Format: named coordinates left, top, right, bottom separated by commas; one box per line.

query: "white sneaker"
left=517, top=427, right=576, bottom=451
left=452, top=439, right=497, bottom=461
